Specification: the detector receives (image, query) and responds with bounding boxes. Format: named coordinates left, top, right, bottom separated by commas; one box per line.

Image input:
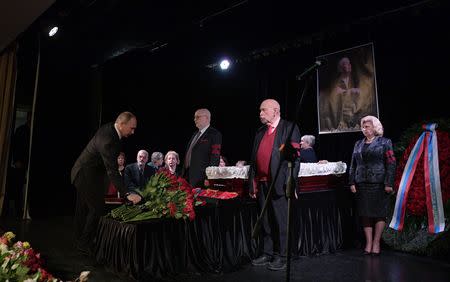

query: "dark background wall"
left=14, top=1, right=449, bottom=217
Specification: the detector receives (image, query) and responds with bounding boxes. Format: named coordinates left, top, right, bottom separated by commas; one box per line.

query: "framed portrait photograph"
left=317, top=43, right=379, bottom=134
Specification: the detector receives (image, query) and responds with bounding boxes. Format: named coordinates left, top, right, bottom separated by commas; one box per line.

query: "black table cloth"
left=95, top=190, right=353, bottom=280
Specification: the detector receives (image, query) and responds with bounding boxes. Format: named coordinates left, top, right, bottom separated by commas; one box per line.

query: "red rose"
left=188, top=210, right=195, bottom=221
left=396, top=130, right=450, bottom=216
left=167, top=202, right=177, bottom=217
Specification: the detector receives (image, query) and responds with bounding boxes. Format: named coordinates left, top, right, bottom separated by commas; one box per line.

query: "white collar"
left=198, top=124, right=210, bottom=135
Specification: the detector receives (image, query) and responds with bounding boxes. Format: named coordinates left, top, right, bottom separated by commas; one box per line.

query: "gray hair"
left=196, top=108, right=211, bottom=120
left=151, top=152, right=164, bottom=162
left=301, top=135, right=316, bottom=146
left=361, top=115, right=384, bottom=136
left=137, top=149, right=149, bottom=157
left=164, top=150, right=180, bottom=163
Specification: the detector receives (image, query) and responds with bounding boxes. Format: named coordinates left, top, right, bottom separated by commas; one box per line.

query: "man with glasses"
left=182, top=108, right=222, bottom=188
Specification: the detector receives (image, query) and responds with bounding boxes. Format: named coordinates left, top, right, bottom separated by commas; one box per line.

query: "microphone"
left=296, top=59, right=327, bottom=81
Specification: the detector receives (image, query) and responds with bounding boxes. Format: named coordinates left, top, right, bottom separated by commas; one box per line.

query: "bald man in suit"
left=249, top=99, right=301, bottom=271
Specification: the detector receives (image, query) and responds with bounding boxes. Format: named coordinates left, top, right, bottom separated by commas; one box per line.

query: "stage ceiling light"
left=219, top=59, right=230, bottom=70
left=48, top=26, right=59, bottom=37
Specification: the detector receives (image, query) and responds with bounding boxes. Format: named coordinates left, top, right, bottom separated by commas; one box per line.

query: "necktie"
left=139, top=165, right=144, bottom=185
left=139, top=165, right=147, bottom=187
left=268, top=125, right=275, bottom=134
left=184, top=130, right=201, bottom=168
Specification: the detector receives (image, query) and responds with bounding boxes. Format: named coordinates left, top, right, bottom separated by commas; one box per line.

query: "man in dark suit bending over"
left=249, top=99, right=301, bottom=271
left=183, top=108, right=222, bottom=188
left=71, top=111, right=142, bottom=255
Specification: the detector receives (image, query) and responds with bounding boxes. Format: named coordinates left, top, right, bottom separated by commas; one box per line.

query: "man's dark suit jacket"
left=249, top=119, right=301, bottom=196
left=71, top=122, right=127, bottom=195
left=184, top=126, right=222, bottom=188
left=124, top=163, right=156, bottom=192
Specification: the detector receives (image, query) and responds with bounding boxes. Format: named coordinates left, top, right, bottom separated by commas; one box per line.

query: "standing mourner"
left=349, top=115, right=396, bottom=255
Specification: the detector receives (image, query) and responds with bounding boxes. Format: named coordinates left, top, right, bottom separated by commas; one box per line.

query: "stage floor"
left=1, top=215, right=449, bottom=282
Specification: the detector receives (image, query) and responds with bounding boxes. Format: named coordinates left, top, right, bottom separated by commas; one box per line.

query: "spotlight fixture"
left=205, top=57, right=235, bottom=71
left=219, top=59, right=230, bottom=70
left=48, top=26, right=59, bottom=37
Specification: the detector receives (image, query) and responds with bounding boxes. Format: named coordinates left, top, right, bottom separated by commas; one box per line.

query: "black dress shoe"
left=267, top=257, right=286, bottom=271
left=251, top=255, right=272, bottom=266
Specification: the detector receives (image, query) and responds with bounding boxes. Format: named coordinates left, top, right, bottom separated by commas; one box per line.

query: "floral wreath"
left=382, top=118, right=450, bottom=257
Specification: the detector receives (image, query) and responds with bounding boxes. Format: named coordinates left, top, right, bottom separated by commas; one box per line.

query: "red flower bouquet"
left=198, top=189, right=239, bottom=200
left=109, top=170, right=203, bottom=222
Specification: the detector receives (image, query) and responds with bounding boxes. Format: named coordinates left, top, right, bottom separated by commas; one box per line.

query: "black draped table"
left=294, top=189, right=354, bottom=256
left=95, top=199, right=259, bottom=281
left=95, top=189, right=354, bottom=280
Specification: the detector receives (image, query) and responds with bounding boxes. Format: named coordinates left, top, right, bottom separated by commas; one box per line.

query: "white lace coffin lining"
left=206, top=162, right=347, bottom=179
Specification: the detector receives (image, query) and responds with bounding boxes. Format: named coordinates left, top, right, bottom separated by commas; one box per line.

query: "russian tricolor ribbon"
left=389, top=123, right=445, bottom=233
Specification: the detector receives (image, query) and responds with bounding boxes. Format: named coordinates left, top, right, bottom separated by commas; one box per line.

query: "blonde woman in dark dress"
left=349, top=115, right=396, bottom=255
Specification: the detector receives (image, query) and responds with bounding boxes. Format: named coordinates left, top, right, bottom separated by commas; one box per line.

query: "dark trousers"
left=183, top=167, right=203, bottom=188
left=73, top=169, right=105, bottom=250
left=257, top=181, right=288, bottom=257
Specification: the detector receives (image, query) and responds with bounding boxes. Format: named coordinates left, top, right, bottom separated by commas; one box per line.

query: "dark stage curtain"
left=0, top=43, right=18, bottom=216
left=95, top=190, right=353, bottom=280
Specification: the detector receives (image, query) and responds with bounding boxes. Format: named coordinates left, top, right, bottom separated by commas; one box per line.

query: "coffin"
left=297, top=162, right=347, bottom=193
left=298, top=174, right=346, bottom=193
left=205, top=162, right=347, bottom=195
left=205, top=166, right=249, bottom=196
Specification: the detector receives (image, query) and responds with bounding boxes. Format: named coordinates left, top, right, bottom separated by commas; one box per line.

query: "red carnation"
left=188, top=210, right=195, bottom=221
left=395, top=130, right=450, bottom=216
left=167, top=202, right=177, bottom=216
left=37, top=267, right=54, bottom=282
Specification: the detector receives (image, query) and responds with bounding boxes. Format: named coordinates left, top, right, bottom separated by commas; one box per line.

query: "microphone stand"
left=252, top=73, right=313, bottom=282
left=283, top=143, right=298, bottom=282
